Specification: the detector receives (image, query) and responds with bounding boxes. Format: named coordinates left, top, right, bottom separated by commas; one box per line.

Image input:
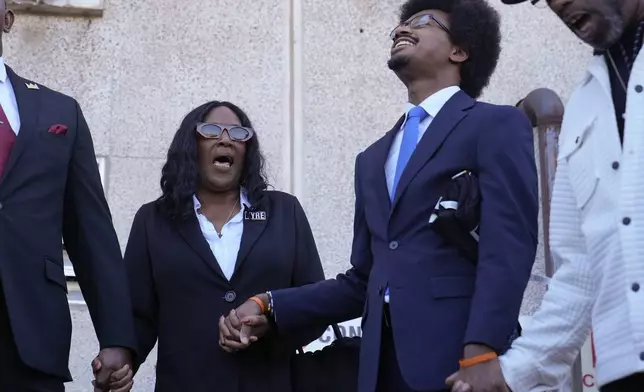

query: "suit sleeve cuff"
left=268, top=288, right=297, bottom=332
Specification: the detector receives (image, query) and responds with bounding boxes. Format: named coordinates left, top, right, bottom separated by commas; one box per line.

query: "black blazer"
left=125, top=191, right=326, bottom=392
left=0, top=67, right=137, bottom=379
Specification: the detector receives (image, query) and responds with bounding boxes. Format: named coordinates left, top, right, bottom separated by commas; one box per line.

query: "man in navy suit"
left=220, top=0, right=539, bottom=391
left=0, top=2, right=136, bottom=391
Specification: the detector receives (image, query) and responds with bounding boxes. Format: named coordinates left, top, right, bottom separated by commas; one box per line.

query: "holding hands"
left=445, top=356, right=510, bottom=392
left=219, top=294, right=272, bottom=352
left=90, top=347, right=134, bottom=392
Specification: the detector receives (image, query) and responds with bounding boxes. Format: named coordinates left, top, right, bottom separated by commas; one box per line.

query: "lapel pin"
left=25, top=82, right=39, bottom=90
left=244, top=210, right=267, bottom=221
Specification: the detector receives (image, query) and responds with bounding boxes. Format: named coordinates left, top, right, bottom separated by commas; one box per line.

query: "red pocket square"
left=48, top=124, right=68, bottom=135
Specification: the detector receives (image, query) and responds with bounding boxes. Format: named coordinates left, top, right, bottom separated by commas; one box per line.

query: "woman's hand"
left=219, top=298, right=271, bottom=352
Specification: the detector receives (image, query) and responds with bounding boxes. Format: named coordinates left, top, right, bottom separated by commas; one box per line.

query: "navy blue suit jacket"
left=271, top=91, right=539, bottom=392
left=0, top=67, right=137, bottom=380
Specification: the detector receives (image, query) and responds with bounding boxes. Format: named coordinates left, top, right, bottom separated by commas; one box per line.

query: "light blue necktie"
left=385, top=106, right=428, bottom=303
left=391, top=105, right=429, bottom=200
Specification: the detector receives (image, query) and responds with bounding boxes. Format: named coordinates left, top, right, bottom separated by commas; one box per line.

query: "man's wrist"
left=98, top=346, right=135, bottom=366
left=101, top=345, right=133, bottom=354
left=463, top=343, right=495, bottom=358
left=256, top=293, right=270, bottom=314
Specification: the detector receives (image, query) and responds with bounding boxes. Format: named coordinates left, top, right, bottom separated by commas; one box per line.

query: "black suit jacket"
left=126, top=191, right=326, bottom=392
left=0, top=67, right=137, bottom=379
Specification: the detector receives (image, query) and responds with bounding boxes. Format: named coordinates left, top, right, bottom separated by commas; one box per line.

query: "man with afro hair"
left=220, top=1, right=539, bottom=391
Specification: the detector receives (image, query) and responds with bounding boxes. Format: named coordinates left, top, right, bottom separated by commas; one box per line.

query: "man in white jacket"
left=447, top=0, right=644, bottom=391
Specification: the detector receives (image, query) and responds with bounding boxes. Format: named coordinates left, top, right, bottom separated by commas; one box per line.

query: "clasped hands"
left=218, top=297, right=512, bottom=392
left=89, top=347, right=134, bottom=392
left=218, top=295, right=271, bottom=352
left=445, top=354, right=510, bottom=392
left=84, top=296, right=270, bottom=392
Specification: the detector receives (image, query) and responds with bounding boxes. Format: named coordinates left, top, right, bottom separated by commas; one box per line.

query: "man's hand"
left=219, top=295, right=271, bottom=353
left=445, top=346, right=509, bottom=392
left=91, top=347, right=133, bottom=392
left=445, top=358, right=508, bottom=392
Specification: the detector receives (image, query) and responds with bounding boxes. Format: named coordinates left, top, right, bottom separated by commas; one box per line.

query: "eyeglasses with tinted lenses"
left=196, top=123, right=254, bottom=142
left=389, top=13, right=451, bottom=40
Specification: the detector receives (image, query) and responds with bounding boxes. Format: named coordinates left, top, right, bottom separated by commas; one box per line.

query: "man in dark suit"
left=0, top=2, right=137, bottom=391
left=220, top=0, right=539, bottom=391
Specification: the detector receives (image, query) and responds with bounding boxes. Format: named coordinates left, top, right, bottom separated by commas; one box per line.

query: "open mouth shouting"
left=213, top=154, right=234, bottom=171
left=565, top=12, right=594, bottom=39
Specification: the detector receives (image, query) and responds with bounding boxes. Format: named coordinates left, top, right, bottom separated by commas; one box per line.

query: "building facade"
left=7, top=0, right=593, bottom=314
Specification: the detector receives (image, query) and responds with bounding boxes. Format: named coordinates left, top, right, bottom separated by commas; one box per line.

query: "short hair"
left=399, top=0, right=501, bottom=98
left=156, top=101, right=269, bottom=220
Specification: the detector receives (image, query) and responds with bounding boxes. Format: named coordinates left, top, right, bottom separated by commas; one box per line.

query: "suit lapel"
left=371, top=117, right=404, bottom=216
left=232, top=199, right=269, bottom=277
left=1, top=66, right=42, bottom=184
left=391, top=91, right=474, bottom=209
left=177, top=215, right=228, bottom=282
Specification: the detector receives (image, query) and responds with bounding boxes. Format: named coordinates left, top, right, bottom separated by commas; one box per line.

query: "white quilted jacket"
left=500, top=50, right=644, bottom=391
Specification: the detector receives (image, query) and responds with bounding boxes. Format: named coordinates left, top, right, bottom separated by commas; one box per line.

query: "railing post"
left=518, top=89, right=585, bottom=392
left=518, top=88, right=563, bottom=279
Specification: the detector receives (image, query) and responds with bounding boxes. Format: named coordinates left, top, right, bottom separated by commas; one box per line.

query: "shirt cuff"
left=500, top=347, right=543, bottom=392
left=267, top=290, right=276, bottom=322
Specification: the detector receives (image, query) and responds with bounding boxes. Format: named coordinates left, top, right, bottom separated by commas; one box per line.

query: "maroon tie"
left=0, top=104, right=15, bottom=177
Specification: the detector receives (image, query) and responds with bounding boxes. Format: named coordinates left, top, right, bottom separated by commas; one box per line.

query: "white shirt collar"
left=193, top=189, right=249, bottom=219
left=0, top=57, right=7, bottom=83
left=403, top=85, right=461, bottom=119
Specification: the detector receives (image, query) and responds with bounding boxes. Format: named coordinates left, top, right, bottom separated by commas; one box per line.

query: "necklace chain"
left=608, top=21, right=644, bottom=94
left=216, top=198, right=239, bottom=238
left=607, top=51, right=629, bottom=93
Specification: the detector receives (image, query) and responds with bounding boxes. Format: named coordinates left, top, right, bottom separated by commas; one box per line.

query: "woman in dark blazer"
left=121, top=100, right=325, bottom=392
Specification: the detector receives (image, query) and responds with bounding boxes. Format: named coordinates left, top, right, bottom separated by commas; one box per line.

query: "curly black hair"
left=399, top=0, right=501, bottom=98
left=156, top=101, right=269, bottom=221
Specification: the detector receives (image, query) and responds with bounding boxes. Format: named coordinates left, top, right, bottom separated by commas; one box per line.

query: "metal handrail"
left=518, top=89, right=584, bottom=392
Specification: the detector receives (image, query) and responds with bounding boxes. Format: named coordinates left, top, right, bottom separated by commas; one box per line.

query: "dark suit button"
left=633, top=283, right=640, bottom=292
left=612, top=161, right=620, bottom=170
left=378, top=286, right=383, bottom=295
left=636, top=85, right=643, bottom=93
left=224, top=291, right=236, bottom=303
left=389, top=241, right=398, bottom=250
left=623, top=217, right=632, bottom=225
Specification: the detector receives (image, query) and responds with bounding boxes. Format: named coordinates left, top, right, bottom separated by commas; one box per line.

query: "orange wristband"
left=249, top=296, right=266, bottom=314
left=459, top=352, right=497, bottom=368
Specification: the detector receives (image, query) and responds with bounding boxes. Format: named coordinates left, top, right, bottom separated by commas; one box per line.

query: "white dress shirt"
left=500, top=50, right=644, bottom=390
left=0, top=57, right=20, bottom=134
left=193, top=190, right=248, bottom=281
left=385, top=85, right=461, bottom=196
left=383, top=85, right=460, bottom=303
